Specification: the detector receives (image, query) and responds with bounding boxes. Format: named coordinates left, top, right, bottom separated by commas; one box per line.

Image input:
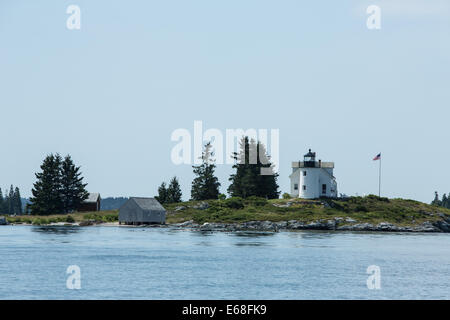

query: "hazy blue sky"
left=1, top=0, right=449, bottom=202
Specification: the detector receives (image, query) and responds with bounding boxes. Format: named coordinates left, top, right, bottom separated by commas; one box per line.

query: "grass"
left=5, top=210, right=118, bottom=225
left=164, top=195, right=450, bottom=226
left=4, top=195, right=450, bottom=227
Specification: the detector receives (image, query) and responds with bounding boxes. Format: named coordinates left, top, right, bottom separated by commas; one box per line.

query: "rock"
left=174, top=206, right=186, bottom=211
left=414, top=221, right=440, bottom=232
left=79, top=220, right=95, bottom=227
left=274, top=221, right=288, bottom=229
left=376, top=222, right=400, bottom=232
left=322, top=202, right=331, bottom=208
left=192, top=202, right=209, bottom=210
left=433, top=221, right=450, bottom=232
left=345, top=218, right=357, bottom=223
left=273, top=202, right=292, bottom=208
left=0, top=216, right=8, bottom=225
left=348, top=223, right=375, bottom=231
left=419, top=210, right=434, bottom=216
left=287, top=220, right=305, bottom=229
left=172, top=220, right=198, bottom=228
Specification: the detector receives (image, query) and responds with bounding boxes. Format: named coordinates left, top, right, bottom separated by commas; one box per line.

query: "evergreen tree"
left=13, top=187, right=22, bottom=215
left=156, top=182, right=168, bottom=204
left=442, top=193, right=448, bottom=209
left=29, top=154, right=64, bottom=215
left=431, top=191, right=441, bottom=206
left=447, top=193, right=450, bottom=209
left=167, top=176, right=182, bottom=203
left=60, top=155, right=89, bottom=213
left=8, top=185, right=14, bottom=214
left=191, top=142, right=221, bottom=200
left=0, top=188, right=4, bottom=213
left=227, top=136, right=280, bottom=199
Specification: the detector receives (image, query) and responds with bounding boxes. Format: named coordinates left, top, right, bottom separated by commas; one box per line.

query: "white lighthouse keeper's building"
left=289, top=149, right=338, bottom=199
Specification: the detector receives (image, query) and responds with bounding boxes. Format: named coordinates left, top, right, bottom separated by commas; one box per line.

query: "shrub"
left=367, top=194, right=389, bottom=202
left=282, top=193, right=291, bottom=199
left=66, top=215, right=75, bottom=223
left=354, top=205, right=368, bottom=212
left=32, top=218, right=49, bottom=225
left=245, top=196, right=268, bottom=207
left=224, top=197, right=244, bottom=209
left=218, top=194, right=226, bottom=200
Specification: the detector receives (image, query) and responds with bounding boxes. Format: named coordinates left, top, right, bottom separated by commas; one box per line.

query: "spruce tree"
left=442, top=193, right=448, bottom=209
left=167, top=176, right=182, bottom=203
left=156, top=182, right=168, bottom=204
left=29, top=154, right=63, bottom=215
left=227, top=136, right=279, bottom=199
left=60, top=155, right=89, bottom=213
left=191, top=142, right=221, bottom=200
left=431, top=191, right=441, bottom=206
left=8, top=185, right=14, bottom=214
left=447, top=193, right=450, bottom=209
left=0, top=188, right=3, bottom=213
left=0, top=188, right=4, bottom=213
left=13, top=187, right=23, bottom=215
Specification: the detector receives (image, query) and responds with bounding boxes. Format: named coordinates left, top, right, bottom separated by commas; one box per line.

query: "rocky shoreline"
left=3, top=216, right=450, bottom=233
left=169, top=218, right=450, bottom=233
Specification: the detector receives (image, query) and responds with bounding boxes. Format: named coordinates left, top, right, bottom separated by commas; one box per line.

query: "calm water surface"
left=0, top=225, right=449, bottom=299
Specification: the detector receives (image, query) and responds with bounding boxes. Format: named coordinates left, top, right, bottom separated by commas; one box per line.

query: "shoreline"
left=5, top=218, right=450, bottom=233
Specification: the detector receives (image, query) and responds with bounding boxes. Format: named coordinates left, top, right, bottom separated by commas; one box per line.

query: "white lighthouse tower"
left=289, top=149, right=337, bottom=199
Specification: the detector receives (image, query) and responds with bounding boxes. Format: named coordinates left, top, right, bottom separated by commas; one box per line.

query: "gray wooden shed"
left=119, top=197, right=166, bottom=225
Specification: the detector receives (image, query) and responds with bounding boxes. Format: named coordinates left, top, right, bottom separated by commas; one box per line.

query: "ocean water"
left=0, top=225, right=449, bottom=299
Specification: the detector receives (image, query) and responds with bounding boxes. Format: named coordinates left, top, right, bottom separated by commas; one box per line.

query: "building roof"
left=84, top=193, right=100, bottom=203
left=130, top=197, right=166, bottom=212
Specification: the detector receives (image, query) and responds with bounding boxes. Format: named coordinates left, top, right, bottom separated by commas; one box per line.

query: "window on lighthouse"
left=303, top=185, right=306, bottom=191
left=303, top=171, right=307, bottom=176
left=294, top=184, right=298, bottom=190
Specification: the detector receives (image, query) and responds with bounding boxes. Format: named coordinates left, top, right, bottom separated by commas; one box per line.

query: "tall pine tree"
left=156, top=182, right=168, bottom=204
left=167, top=176, right=182, bottom=203
left=8, top=185, right=14, bottom=214
left=60, top=155, right=89, bottom=213
left=228, top=136, right=279, bottom=199
left=13, top=187, right=22, bottom=215
left=30, top=154, right=63, bottom=215
left=191, top=142, right=221, bottom=200
left=0, top=188, right=4, bottom=213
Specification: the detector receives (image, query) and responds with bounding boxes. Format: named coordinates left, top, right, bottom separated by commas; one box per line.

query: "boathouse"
left=119, top=197, right=166, bottom=225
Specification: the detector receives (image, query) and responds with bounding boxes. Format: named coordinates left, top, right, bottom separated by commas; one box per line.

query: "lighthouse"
left=289, top=149, right=337, bottom=199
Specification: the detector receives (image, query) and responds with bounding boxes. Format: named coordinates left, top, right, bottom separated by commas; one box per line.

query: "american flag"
left=373, top=153, right=381, bottom=161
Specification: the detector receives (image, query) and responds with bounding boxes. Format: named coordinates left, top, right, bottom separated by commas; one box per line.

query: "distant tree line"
left=100, top=197, right=129, bottom=210
left=431, top=191, right=450, bottom=209
left=156, top=136, right=280, bottom=203
left=30, top=154, right=89, bottom=215
left=0, top=185, right=22, bottom=215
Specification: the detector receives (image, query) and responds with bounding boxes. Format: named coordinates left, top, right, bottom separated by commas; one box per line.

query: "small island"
left=4, top=195, right=450, bottom=233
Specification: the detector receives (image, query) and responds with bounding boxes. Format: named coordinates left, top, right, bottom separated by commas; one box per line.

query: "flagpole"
left=378, top=155, right=381, bottom=197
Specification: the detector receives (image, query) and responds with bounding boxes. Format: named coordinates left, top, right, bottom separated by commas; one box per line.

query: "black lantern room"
left=303, top=149, right=316, bottom=167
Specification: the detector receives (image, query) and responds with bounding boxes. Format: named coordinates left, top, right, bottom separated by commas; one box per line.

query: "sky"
left=0, top=0, right=449, bottom=202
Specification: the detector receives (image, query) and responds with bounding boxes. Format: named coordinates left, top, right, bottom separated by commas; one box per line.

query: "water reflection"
left=31, top=226, right=82, bottom=235
left=233, top=231, right=276, bottom=237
